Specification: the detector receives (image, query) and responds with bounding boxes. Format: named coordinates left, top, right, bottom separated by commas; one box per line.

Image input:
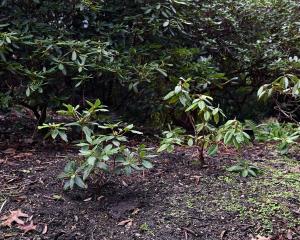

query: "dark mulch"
left=0, top=112, right=299, bottom=240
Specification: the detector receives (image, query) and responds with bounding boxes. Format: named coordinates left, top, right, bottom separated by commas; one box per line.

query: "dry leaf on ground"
left=1, top=209, right=29, bottom=227
left=287, top=229, right=293, bottom=240
left=118, top=219, right=133, bottom=229
left=2, top=148, right=16, bottom=155
left=118, top=219, right=132, bottom=226
left=251, top=235, right=271, bottom=240
left=18, top=221, right=37, bottom=233
left=42, top=224, right=48, bottom=234
left=14, top=152, right=33, bottom=159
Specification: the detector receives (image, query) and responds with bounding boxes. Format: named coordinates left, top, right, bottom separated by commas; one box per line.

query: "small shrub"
left=158, top=78, right=251, bottom=165
left=254, top=121, right=300, bottom=154
left=227, top=160, right=260, bottom=177
left=39, top=99, right=154, bottom=190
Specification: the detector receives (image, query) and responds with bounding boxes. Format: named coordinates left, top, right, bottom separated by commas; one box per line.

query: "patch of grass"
left=186, top=199, right=194, bottom=209
left=140, top=223, right=155, bottom=236
left=218, top=175, right=236, bottom=184
left=197, top=156, right=300, bottom=234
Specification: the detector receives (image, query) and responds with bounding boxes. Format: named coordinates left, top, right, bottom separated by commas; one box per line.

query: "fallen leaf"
left=118, top=219, right=132, bottom=226
left=287, top=229, right=293, bottom=240
left=121, top=180, right=128, bottom=187
left=52, top=194, right=64, bottom=201
left=125, top=219, right=133, bottom=230
left=1, top=209, right=29, bottom=227
left=131, top=208, right=140, bottom=215
left=2, top=148, right=16, bottom=155
left=251, top=235, right=271, bottom=240
left=18, top=221, right=37, bottom=234
left=97, top=196, right=104, bottom=201
left=181, top=227, right=197, bottom=236
left=42, top=224, right=48, bottom=234
left=118, top=218, right=133, bottom=229
left=14, top=152, right=33, bottom=159
left=220, top=230, right=227, bottom=239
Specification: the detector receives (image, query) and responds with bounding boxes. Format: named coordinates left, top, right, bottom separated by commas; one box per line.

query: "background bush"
left=0, top=0, right=299, bottom=125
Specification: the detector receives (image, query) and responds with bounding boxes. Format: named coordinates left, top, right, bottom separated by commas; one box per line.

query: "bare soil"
left=0, top=113, right=300, bottom=240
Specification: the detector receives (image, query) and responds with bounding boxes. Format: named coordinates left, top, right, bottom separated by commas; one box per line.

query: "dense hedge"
left=0, top=0, right=299, bottom=125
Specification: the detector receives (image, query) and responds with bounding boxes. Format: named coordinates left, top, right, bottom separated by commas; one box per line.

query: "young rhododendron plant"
left=257, top=74, right=300, bottom=154
left=39, top=99, right=154, bottom=190
left=158, top=78, right=251, bottom=165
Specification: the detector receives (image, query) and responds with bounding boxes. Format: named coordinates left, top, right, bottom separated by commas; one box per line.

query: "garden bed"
left=0, top=115, right=300, bottom=240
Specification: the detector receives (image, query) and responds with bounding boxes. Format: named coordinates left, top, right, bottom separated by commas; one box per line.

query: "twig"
left=184, top=229, right=188, bottom=240
left=90, top=226, right=96, bottom=240
left=181, top=227, right=198, bottom=236
left=274, top=98, right=299, bottom=123
left=0, top=199, right=8, bottom=214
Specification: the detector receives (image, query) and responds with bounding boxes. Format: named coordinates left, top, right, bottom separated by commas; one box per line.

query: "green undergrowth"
left=154, top=152, right=300, bottom=237
left=211, top=156, right=300, bottom=234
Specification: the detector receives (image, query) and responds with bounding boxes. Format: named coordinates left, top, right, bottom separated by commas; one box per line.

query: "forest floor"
left=0, top=112, right=300, bottom=240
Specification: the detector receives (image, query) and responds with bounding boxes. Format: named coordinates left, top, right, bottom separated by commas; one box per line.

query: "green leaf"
left=156, top=68, right=168, bottom=77
left=58, top=63, right=64, bottom=71
left=63, top=181, right=71, bottom=190
left=26, top=88, right=30, bottom=97
left=64, top=161, right=75, bottom=173
left=112, top=140, right=120, bottom=146
left=163, top=20, right=170, bottom=27
left=163, top=91, right=175, bottom=100
left=83, top=166, right=93, bottom=180
left=5, top=36, right=11, bottom=43
left=207, top=144, right=218, bottom=156
left=224, top=130, right=234, bottom=145
left=87, top=156, right=96, bottom=165
left=158, top=144, right=169, bottom=152
left=204, top=111, right=210, bottom=121
left=125, top=124, right=134, bottom=131
left=248, top=169, right=257, bottom=177
left=227, top=165, right=244, bottom=172
left=241, top=169, right=248, bottom=177
left=198, top=101, right=205, bottom=110
left=142, top=160, right=153, bottom=169
left=69, top=177, right=75, bottom=189
left=257, top=86, right=265, bottom=98
left=71, top=51, right=77, bottom=61
left=58, top=131, right=68, bottom=142
left=187, top=138, right=193, bottom=146
left=179, top=95, right=187, bottom=106
left=51, top=129, right=59, bottom=139
left=82, top=126, right=92, bottom=142
left=175, top=85, right=181, bottom=94
left=97, top=162, right=109, bottom=171
left=124, top=166, right=132, bottom=175
left=213, top=112, right=219, bottom=124
left=75, top=176, right=87, bottom=188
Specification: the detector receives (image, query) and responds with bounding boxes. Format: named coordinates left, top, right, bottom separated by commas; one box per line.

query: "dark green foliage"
left=40, top=99, right=154, bottom=190
left=158, top=79, right=251, bottom=164
left=0, top=0, right=299, bottom=123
